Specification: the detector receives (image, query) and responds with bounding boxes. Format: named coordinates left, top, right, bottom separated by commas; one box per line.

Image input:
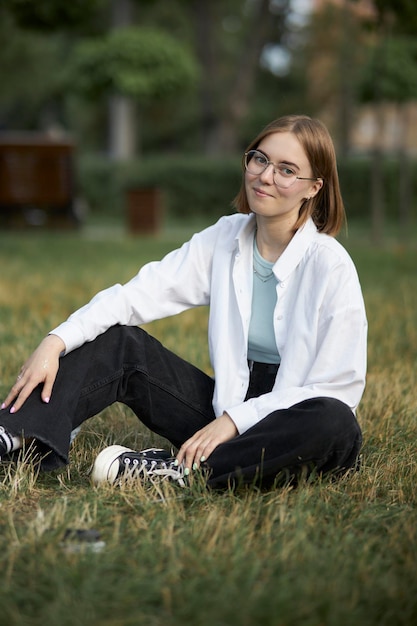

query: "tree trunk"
left=108, top=95, right=138, bottom=161
left=371, top=101, right=385, bottom=246
left=204, top=0, right=274, bottom=154
left=338, top=0, right=354, bottom=157
left=397, top=102, right=411, bottom=244
left=108, top=0, right=137, bottom=160
left=192, top=0, right=217, bottom=151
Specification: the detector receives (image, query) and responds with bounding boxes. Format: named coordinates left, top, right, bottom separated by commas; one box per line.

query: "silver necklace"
left=253, top=266, right=275, bottom=282
left=253, top=256, right=275, bottom=282
left=253, top=230, right=276, bottom=282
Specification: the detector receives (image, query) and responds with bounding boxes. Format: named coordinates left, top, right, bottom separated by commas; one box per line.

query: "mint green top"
left=247, top=239, right=281, bottom=364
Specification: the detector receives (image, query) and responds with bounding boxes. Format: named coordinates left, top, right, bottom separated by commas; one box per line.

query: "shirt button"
left=276, top=315, right=283, bottom=320
left=279, top=282, right=285, bottom=288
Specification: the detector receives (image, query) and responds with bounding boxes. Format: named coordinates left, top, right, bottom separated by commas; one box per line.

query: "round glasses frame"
left=244, top=150, right=321, bottom=189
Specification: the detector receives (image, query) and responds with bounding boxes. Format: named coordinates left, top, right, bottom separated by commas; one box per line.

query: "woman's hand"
left=176, top=412, right=238, bottom=473
left=1, top=334, right=65, bottom=413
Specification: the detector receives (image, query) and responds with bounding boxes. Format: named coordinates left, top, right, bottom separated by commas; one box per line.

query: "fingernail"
left=1, top=403, right=5, bottom=410
left=173, top=459, right=179, bottom=466
left=184, top=468, right=190, bottom=476
left=192, top=463, right=198, bottom=471
left=200, top=456, right=206, bottom=463
left=10, top=406, right=15, bottom=414
left=44, top=397, right=50, bottom=404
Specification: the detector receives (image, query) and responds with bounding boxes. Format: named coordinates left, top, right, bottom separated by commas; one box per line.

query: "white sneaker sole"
left=91, top=445, right=134, bottom=485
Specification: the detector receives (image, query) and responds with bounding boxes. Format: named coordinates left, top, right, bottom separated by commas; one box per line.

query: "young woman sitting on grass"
left=0, top=115, right=367, bottom=489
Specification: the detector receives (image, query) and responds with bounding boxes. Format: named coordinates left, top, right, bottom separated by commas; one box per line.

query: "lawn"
left=0, top=222, right=416, bottom=626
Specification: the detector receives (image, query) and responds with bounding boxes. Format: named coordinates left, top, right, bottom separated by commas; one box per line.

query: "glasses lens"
left=273, top=165, right=297, bottom=188
left=245, top=151, right=267, bottom=175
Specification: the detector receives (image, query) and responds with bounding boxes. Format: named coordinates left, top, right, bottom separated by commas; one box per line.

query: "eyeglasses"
left=244, top=150, right=321, bottom=189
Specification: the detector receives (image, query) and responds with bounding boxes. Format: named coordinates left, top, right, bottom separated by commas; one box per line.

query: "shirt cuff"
left=49, top=321, right=86, bottom=355
left=225, top=402, right=259, bottom=435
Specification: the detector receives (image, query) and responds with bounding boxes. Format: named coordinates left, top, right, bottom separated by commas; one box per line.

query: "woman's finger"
left=1, top=375, right=26, bottom=410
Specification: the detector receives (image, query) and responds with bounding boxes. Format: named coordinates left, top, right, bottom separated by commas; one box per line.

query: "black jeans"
left=0, top=326, right=362, bottom=488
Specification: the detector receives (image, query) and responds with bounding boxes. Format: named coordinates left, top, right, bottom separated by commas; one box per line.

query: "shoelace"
left=120, top=456, right=186, bottom=487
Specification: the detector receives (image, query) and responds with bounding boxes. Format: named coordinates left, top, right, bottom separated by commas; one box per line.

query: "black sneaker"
left=91, top=445, right=186, bottom=487
left=0, top=426, right=13, bottom=462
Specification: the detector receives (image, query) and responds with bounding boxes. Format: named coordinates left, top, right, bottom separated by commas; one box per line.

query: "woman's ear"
left=310, top=178, right=324, bottom=198
left=305, top=178, right=323, bottom=201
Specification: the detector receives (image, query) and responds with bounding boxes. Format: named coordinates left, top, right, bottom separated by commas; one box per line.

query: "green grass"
left=0, top=222, right=417, bottom=626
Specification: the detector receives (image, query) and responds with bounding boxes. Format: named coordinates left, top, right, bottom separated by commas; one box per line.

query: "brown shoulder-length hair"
left=233, top=115, right=346, bottom=236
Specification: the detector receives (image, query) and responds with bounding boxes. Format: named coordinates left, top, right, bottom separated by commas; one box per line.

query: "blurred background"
left=0, top=0, right=416, bottom=244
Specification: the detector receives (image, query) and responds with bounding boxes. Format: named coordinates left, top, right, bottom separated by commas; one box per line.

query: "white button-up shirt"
left=52, top=214, right=367, bottom=434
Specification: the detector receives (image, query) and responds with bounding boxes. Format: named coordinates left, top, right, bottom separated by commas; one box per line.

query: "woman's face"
left=244, top=131, right=323, bottom=227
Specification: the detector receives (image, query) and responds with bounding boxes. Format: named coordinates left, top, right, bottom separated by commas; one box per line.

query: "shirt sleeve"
left=50, top=222, right=222, bottom=354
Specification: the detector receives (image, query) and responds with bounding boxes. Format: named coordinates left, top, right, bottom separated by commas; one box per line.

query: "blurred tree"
left=0, top=0, right=198, bottom=158
left=0, top=0, right=108, bottom=135
left=359, top=35, right=417, bottom=243
left=370, top=0, right=417, bottom=35
left=0, top=9, right=68, bottom=131
left=71, top=29, right=197, bottom=99
left=68, top=25, right=198, bottom=157
left=189, top=0, right=292, bottom=154
left=357, top=0, right=417, bottom=244
left=139, top=0, right=294, bottom=153
left=0, top=0, right=105, bottom=32
left=304, top=0, right=367, bottom=155
left=0, top=0, right=304, bottom=156
left=305, top=0, right=417, bottom=244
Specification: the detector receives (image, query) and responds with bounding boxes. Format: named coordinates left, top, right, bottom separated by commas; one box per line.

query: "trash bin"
left=126, top=187, right=164, bottom=234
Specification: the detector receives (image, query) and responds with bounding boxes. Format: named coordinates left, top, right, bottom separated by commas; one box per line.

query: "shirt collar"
left=233, top=214, right=319, bottom=280
left=274, top=217, right=318, bottom=281
left=234, top=213, right=257, bottom=254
